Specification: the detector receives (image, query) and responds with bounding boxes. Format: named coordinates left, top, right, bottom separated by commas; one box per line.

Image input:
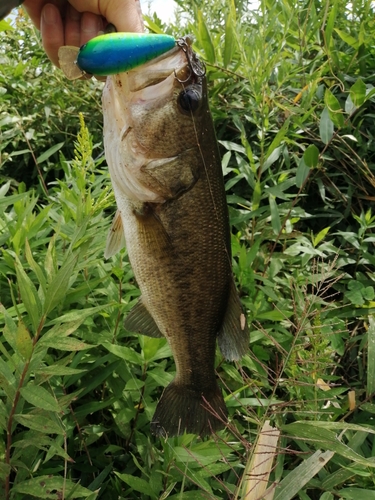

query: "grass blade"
left=273, top=450, right=334, bottom=500
left=367, top=315, right=375, bottom=396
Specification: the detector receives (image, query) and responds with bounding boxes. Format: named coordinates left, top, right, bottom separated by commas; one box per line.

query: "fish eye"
left=178, top=88, right=201, bottom=113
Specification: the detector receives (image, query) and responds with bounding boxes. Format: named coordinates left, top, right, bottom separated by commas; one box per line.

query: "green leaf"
left=46, top=305, right=109, bottom=324
left=338, top=488, right=375, bottom=499
left=44, top=252, right=78, bottom=315
left=115, top=473, right=155, bottom=497
left=40, top=337, right=93, bottom=351
left=36, top=142, right=65, bottom=164
left=223, top=0, right=236, bottom=68
left=274, top=450, right=334, bottom=500
left=0, top=19, right=13, bottom=31
left=14, top=413, right=64, bottom=434
left=20, top=384, right=60, bottom=412
left=12, top=475, right=92, bottom=498
left=261, top=146, right=283, bottom=173
left=197, top=10, right=215, bottom=63
left=296, top=157, right=310, bottom=188
left=36, top=365, right=86, bottom=376
left=2, top=305, right=18, bottom=351
left=367, top=316, right=375, bottom=397
left=269, top=195, right=281, bottom=235
left=325, top=0, right=337, bottom=48
left=350, top=78, right=367, bottom=107
left=25, top=239, right=47, bottom=296
left=102, top=342, right=143, bottom=365
left=283, top=422, right=375, bottom=467
left=334, top=28, right=359, bottom=49
left=15, top=321, right=33, bottom=360
left=303, top=144, right=319, bottom=168
left=313, top=226, right=330, bottom=247
left=324, top=89, right=344, bottom=128
left=14, top=256, right=43, bottom=333
left=252, top=180, right=262, bottom=211
left=320, top=107, right=334, bottom=144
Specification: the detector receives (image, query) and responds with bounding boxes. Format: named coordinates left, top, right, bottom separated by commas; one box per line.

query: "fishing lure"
left=58, top=33, right=176, bottom=80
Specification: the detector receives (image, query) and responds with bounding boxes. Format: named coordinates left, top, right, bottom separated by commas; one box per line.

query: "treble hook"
left=176, top=36, right=206, bottom=82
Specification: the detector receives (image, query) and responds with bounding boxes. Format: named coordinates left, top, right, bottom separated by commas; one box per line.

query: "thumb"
left=68, top=0, right=144, bottom=33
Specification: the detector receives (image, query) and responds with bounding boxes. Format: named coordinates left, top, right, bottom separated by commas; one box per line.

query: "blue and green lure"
left=58, top=33, right=176, bottom=80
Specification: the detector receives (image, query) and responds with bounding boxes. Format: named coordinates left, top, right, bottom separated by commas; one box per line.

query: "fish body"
left=103, top=37, right=248, bottom=436
left=58, top=33, right=176, bottom=80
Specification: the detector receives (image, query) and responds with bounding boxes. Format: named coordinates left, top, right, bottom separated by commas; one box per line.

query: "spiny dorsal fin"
left=104, top=210, right=126, bottom=259
left=217, top=278, right=249, bottom=361
left=58, top=46, right=84, bottom=80
left=124, top=297, right=163, bottom=338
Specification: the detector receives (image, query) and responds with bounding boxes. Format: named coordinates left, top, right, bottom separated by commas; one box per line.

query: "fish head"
left=103, top=36, right=208, bottom=203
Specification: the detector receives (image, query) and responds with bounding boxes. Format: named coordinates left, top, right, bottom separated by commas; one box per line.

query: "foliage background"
left=1, top=0, right=375, bottom=498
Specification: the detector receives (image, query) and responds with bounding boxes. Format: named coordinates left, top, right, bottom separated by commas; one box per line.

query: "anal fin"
left=104, top=210, right=126, bottom=259
left=218, top=278, right=249, bottom=361
left=124, top=297, right=163, bottom=338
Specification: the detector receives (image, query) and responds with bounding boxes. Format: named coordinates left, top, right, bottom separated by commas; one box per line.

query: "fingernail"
left=43, top=4, right=57, bottom=25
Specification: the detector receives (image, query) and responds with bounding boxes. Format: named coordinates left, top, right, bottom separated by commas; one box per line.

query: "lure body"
left=77, top=33, right=176, bottom=76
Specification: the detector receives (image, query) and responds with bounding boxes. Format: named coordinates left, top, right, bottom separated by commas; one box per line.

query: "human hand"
left=23, top=0, right=144, bottom=67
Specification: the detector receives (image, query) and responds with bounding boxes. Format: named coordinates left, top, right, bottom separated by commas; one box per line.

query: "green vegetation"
left=1, top=0, right=375, bottom=498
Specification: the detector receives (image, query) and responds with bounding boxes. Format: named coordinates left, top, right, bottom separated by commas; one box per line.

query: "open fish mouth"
left=102, top=37, right=205, bottom=204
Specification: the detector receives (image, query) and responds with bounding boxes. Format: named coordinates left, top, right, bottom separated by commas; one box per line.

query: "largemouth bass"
left=103, top=36, right=249, bottom=437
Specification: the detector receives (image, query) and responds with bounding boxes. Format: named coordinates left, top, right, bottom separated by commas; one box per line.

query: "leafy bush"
left=1, top=0, right=375, bottom=498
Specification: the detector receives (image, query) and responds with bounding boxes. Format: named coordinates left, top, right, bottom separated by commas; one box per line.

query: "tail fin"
left=150, top=382, right=228, bottom=437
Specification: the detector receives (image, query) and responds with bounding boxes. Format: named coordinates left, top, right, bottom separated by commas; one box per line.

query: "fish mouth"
left=125, top=42, right=193, bottom=99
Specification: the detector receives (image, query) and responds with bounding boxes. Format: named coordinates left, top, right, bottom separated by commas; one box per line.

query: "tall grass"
left=1, top=0, right=375, bottom=498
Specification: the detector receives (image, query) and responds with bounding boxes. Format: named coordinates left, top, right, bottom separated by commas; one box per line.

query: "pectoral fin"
left=104, top=210, right=126, bottom=259
left=124, top=298, right=163, bottom=338
left=218, top=279, right=249, bottom=361
left=141, top=148, right=199, bottom=200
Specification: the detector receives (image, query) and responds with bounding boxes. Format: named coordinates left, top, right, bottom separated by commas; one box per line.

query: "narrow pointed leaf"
left=320, top=107, right=334, bottom=144
left=324, top=89, right=344, bottom=128
left=223, top=1, right=236, bottom=68
left=14, top=256, right=42, bottom=333
left=273, top=450, right=334, bottom=500
left=20, top=384, right=60, bottom=412
left=296, top=157, right=310, bottom=188
left=303, top=144, right=319, bottom=168
left=36, top=142, right=64, bottom=164
left=350, top=78, right=366, bottom=107
left=269, top=196, right=281, bottom=235
left=197, top=10, right=215, bottom=63
left=15, top=321, right=33, bottom=360
left=14, top=413, right=64, bottom=434
left=44, top=252, right=78, bottom=314
left=367, top=316, right=375, bottom=397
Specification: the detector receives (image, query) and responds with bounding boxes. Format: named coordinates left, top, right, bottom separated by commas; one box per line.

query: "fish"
left=102, top=36, right=249, bottom=437
left=58, top=32, right=176, bottom=80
